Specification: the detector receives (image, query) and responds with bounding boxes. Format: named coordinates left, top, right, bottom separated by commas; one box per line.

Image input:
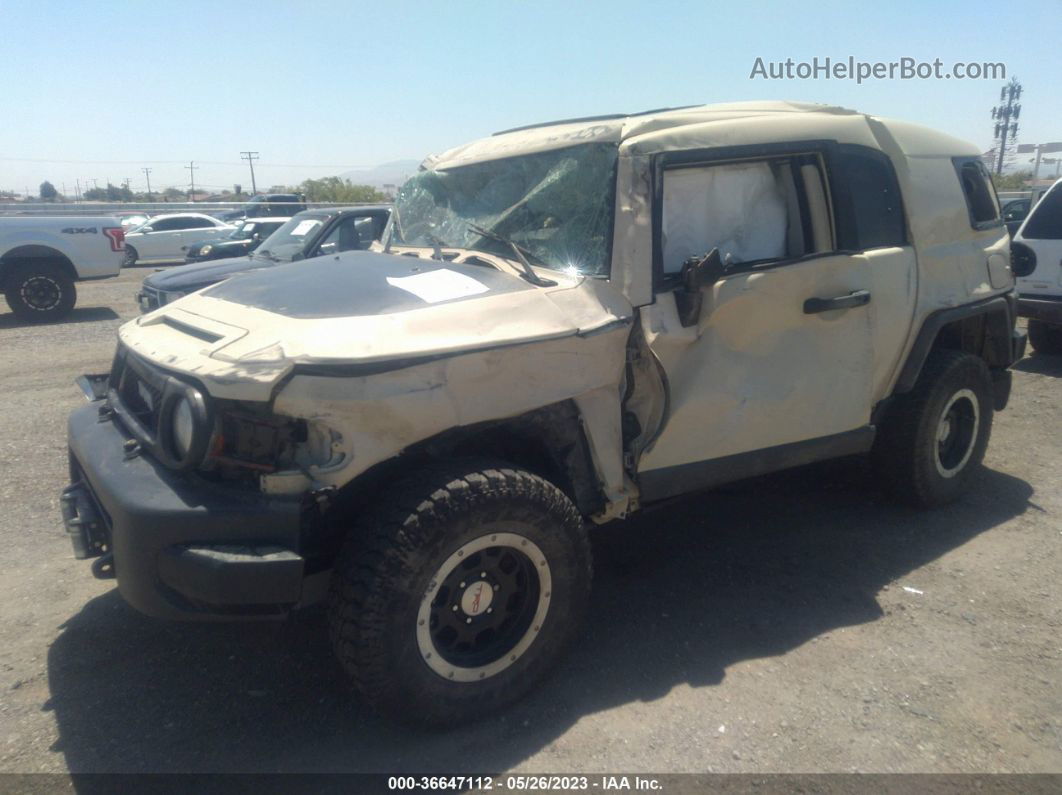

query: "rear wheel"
left=3, top=262, right=76, bottom=322
left=327, top=460, right=591, bottom=726
left=122, top=246, right=138, bottom=267
left=873, top=350, right=993, bottom=507
left=1028, top=319, right=1062, bottom=355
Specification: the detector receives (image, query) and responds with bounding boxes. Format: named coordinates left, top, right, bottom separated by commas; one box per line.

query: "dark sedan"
left=137, top=205, right=391, bottom=313
left=183, top=218, right=290, bottom=263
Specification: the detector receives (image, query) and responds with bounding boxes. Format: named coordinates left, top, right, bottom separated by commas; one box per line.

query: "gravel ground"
left=0, top=268, right=1059, bottom=775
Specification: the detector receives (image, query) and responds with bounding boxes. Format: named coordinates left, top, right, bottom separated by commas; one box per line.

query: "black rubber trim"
left=638, top=426, right=876, bottom=503
left=893, top=295, right=1015, bottom=395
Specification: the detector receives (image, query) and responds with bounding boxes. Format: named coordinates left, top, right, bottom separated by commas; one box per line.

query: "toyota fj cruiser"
left=62, top=102, right=1025, bottom=725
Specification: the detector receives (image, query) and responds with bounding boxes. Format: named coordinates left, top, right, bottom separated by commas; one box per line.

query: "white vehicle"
left=122, top=213, right=234, bottom=265
left=1013, top=178, right=1062, bottom=353
left=64, top=102, right=1025, bottom=725
left=0, top=216, right=124, bottom=321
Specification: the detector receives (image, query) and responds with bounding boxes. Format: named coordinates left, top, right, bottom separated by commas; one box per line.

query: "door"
left=635, top=145, right=902, bottom=499
left=135, top=216, right=185, bottom=259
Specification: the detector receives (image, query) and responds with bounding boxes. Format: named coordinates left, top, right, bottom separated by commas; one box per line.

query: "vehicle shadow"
left=46, top=460, right=1033, bottom=774
left=0, top=307, right=119, bottom=329
left=1012, top=353, right=1062, bottom=377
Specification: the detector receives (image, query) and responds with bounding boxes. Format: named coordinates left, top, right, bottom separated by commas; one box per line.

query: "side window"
left=316, top=217, right=366, bottom=254
left=831, top=146, right=906, bottom=249
left=660, top=154, right=832, bottom=275
left=183, top=217, right=215, bottom=229
left=954, top=158, right=1001, bottom=229
left=149, top=217, right=181, bottom=231
left=1021, top=187, right=1062, bottom=240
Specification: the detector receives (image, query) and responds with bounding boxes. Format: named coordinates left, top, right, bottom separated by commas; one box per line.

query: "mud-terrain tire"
left=122, top=246, right=138, bottom=267
left=1028, top=319, right=1062, bottom=355
left=327, top=460, right=592, bottom=726
left=3, top=261, right=76, bottom=322
left=873, top=350, right=993, bottom=508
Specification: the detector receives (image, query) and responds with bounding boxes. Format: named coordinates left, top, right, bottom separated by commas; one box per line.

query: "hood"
left=187, top=237, right=253, bottom=255
left=143, top=253, right=277, bottom=290
left=121, top=250, right=632, bottom=397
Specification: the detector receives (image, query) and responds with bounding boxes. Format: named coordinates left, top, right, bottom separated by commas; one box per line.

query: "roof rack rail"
left=492, top=104, right=701, bottom=136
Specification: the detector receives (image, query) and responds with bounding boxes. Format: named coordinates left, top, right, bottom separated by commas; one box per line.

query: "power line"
left=240, top=151, right=259, bottom=194
left=0, top=156, right=379, bottom=169
left=185, top=161, right=198, bottom=202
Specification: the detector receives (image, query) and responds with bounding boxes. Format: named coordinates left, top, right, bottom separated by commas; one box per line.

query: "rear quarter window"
left=954, top=158, right=1001, bottom=230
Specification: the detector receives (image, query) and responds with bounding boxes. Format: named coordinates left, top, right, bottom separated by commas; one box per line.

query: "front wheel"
left=122, top=246, right=138, bottom=267
left=873, top=350, right=993, bottom=507
left=327, top=461, right=591, bottom=726
left=3, top=262, right=76, bottom=322
left=1028, top=319, right=1062, bottom=355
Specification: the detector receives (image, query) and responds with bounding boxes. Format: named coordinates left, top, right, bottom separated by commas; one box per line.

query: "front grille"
left=139, top=286, right=161, bottom=312
left=110, top=347, right=167, bottom=447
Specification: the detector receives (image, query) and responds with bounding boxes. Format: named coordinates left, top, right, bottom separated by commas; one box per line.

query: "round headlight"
left=200, top=245, right=212, bottom=256
left=172, top=396, right=195, bottom=457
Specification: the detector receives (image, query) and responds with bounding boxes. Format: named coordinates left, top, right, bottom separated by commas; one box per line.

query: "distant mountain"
left=339, top=159, right=421, bottom=190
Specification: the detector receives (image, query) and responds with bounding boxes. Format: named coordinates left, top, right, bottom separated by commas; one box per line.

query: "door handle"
left=803, top=289, right=871, bottom=314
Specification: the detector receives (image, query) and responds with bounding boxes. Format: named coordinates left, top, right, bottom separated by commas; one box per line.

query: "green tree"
left=162, top=187, right=186, bottom=200
left=298, top=177, right=386, bottom=203
left=990, top=170, right=1032, bottom=191
left=39, top=180, right=58, bottom=200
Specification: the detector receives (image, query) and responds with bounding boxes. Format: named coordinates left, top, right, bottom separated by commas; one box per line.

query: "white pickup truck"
left=0, top=216, right=125, bottom=321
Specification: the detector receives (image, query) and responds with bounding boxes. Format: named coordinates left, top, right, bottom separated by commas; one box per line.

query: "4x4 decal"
left=60, top=227, right=98, bottom=234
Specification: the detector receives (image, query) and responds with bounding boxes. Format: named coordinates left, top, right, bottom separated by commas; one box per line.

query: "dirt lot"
left=0, top=268, right=1059, bottom=775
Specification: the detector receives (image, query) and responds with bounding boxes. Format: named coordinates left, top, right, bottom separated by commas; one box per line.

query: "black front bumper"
left=64, top=402, right=308, bottom=620
left=1018, top=295, right=1062, bottom=325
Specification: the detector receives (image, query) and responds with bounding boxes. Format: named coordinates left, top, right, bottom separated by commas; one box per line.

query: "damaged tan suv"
left=62, top=102, right=1026, bottom=725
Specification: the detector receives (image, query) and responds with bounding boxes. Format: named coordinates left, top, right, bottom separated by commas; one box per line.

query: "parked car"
left=244, top=193, right=307, bottom=218
left=1012, top=177, right=1062, bottom=353
left=136, top=205, right=389, bottom=312
left=63, top=102, right=1025, bottom=726
left=1003, top=198, right=1030, bottom=237
left=0, top=215, right=124, bottom=321
left=115, top=211, right=152, bottom=231
left=183, top=217, right=290, bottom=263
left=122, top=213, right=234, bottom=266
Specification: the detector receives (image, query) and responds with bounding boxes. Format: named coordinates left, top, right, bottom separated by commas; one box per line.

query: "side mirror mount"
left=675, top=247, right=728, bottom=327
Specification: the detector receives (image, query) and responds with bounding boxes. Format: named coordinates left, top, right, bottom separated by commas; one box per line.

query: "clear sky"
left=0, top=0, right=1059, bottom=196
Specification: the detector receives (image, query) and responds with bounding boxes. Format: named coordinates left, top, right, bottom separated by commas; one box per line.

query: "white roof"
left=427, top=101, right=979, bottom=169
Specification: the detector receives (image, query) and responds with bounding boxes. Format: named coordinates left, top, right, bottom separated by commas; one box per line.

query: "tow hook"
left=91, top=553, right=115, bottom=580
left=310, top=484, right=337, bottom=510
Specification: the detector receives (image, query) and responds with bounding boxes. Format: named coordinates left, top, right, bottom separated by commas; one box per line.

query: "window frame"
left=953, top=157, right=1003, bottom=231
left=830, top=143, right=908, bottom=251
left=652, top=140, right=843, bottom=291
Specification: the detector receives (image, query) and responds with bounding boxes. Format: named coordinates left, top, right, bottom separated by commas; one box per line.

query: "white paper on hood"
left=386, top=269, right=490, bottom=304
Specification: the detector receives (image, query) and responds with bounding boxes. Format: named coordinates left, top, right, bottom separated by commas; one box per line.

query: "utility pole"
left=185, top=161, right=198, bottom=202
left=991, top=78, right=1022, bottom=176
left=142, top=167, right=152, bottom=199
left=240, top=151, right=259, bottom=195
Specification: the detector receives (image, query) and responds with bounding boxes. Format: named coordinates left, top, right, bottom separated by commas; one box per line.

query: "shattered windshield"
left=389, top=143, right=618, bottom=277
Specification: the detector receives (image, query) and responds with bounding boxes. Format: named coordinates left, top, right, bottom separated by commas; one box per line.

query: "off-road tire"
left=327, top=460, right=592, bottom=726
left=3, top=262, right=76, bottom=322
left=1028, top=319, right=1062, bottom=355
left=873, top=350, right=993, bottom=508
left=122, top=246, right=138, bottom=267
